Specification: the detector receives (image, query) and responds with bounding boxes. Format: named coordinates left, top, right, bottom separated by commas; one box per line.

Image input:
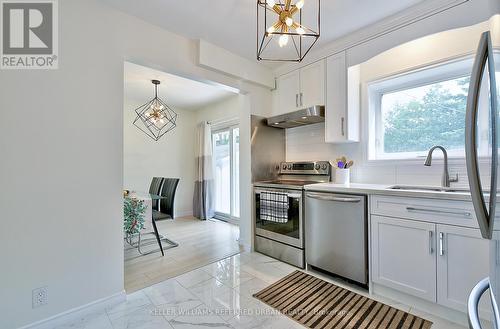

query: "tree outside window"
left=382, top=76, right=470, bottom=155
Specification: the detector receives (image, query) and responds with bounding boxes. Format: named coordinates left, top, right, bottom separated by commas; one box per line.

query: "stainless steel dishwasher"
left=305, top=191, right=368, bottom=285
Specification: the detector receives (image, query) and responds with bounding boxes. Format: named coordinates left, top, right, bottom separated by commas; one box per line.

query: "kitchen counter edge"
left=304, top=183, right=475, bottom=202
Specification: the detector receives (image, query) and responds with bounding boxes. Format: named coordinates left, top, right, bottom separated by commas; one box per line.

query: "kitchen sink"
left=388, top=185, right=470, bottom=193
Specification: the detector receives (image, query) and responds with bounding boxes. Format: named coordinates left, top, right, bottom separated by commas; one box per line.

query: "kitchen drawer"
left=370, top=195, right=478, bottom=228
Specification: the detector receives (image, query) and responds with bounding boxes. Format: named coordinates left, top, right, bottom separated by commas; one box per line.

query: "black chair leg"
left=151, top=214, right=164, bottom=256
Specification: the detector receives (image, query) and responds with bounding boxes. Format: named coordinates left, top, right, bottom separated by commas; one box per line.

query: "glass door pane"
left=232, top=128, right=240, bottom=218
left=213, top=130, right=231, bottom=215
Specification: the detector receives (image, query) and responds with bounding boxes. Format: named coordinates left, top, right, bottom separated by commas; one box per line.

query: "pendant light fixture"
left=133, top=80, right=177, bottom=141
left=257, top=0, right=320, bottom=62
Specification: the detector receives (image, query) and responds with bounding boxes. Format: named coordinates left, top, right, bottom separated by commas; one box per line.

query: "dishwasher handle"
left=306, top=192, right=362, bottom=203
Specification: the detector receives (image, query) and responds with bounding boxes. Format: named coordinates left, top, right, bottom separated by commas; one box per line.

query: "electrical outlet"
left=32, top=287, right=48, bottom=308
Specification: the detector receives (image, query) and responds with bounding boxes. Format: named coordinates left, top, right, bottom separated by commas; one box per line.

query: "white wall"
left=0, top=1, right=272, bottom=328
left=0, top=2, right=124, bottom=328
left=286, top=21, right=489, bottom=188
left=194, top=96, right=240, bottom=124
left=123, top=98, right=196, bottom=218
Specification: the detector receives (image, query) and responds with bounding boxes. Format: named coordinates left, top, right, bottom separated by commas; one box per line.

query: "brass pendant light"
left=257, top=0, right=320, bottom=62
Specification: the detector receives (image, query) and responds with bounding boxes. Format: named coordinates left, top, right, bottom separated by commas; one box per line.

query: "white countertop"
left=304, top=182, right=475, bottom=202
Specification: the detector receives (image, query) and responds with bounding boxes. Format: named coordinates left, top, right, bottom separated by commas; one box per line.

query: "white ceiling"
left=124, top=62, right=237, bottom=110
left=102, top=0, right=425, bottom=64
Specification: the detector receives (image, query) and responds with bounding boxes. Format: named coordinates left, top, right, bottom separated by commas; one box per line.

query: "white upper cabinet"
left=299, top=60, right=325, bottom=108
left=325, top=51, right=360, bottom=143
left=276, top=70, right=300, bottom=116
left=274, top=60, right=326, bottom=116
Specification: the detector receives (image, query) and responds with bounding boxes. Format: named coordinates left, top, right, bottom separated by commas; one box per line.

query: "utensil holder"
left=335, top=169, right=350, bottom=185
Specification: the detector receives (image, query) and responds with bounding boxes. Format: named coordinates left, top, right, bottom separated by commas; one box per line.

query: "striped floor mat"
left=253, top=270, right=432, bottom=329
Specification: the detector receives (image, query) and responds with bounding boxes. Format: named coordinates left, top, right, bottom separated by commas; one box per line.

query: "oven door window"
left=255, top=192, right=301, bottom=239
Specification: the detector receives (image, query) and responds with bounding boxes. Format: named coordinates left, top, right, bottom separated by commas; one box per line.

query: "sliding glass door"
left=212, top=125, right=240, bottom=220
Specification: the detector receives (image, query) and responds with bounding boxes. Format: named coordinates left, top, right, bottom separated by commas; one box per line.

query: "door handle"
left=300, top=93, right=303, bottom=107
left=341, top=117, right=345, bottom=136
left=468, top=278, right=490, bottom=329
left=465, top=31, right=495, bottom=239
left=306, top=193, right=361, bottom=203
left=439, top=232, right=444, bottom=256
left=296, top=94, right=299, bottom=107
left=486, top=31, right=499, bottom=236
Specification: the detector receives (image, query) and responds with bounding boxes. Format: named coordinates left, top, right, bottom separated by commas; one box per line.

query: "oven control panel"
left=279, top=161, right=331, bottom=175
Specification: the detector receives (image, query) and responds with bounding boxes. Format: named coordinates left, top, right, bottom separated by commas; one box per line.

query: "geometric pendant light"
left=257, top=0, right=320, bottom=62
left=133, top=80, right=177, bottom=141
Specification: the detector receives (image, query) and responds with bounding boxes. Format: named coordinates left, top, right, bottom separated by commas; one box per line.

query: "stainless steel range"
left=253, top=161, right=331, bottom=268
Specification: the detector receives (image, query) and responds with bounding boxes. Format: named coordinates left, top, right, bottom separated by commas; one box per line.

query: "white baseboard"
left=239, top=242, right=252, bottom=252
left=19, top=291, right=126, bottom=329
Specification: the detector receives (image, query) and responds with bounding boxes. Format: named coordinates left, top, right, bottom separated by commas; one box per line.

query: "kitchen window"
left=368, top=57, right=490, bottom=161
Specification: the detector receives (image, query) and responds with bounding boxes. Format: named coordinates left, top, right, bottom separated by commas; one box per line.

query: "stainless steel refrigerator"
left=466, top=14, right=500, bottom=329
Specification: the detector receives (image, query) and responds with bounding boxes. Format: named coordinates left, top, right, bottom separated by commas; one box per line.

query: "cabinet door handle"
left=300, top=93, right=303, bottom=107
left=296, top=94, right=299, bottom=107
left=406, top=206, right=472, bottom=217
left=439, top=232, right=444, bottom=256
left=341, top=117, right=345, bottom=136
left=429, top=231, right=434, bottom=254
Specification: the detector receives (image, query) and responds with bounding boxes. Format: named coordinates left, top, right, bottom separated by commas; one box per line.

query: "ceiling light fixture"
left=257, top=0, right=320, bottom=62
left=133, top=80, right=177, bottom=141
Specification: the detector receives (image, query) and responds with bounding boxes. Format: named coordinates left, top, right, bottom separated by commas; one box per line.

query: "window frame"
left=367, top=55, right=480, bottom=162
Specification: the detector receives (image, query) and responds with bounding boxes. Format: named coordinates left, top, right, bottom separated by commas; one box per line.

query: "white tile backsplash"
left=286, top=123, right=489, bottom=188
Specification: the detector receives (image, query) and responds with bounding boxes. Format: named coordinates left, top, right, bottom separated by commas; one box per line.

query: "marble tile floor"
left=54, top=251, right=473, bottom=329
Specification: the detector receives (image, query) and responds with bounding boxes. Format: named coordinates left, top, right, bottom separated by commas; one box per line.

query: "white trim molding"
left=19, top=291, right=126, bottom=329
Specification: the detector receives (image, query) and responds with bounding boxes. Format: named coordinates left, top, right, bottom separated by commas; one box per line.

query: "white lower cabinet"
left=371, top=214, right=489, bottom=314
left=371, top=215, right=437, bottom=302
left=436, top=224, right=490, bottom=314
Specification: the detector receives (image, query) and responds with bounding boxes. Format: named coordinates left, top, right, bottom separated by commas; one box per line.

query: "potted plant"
left=123, top=197, right=146, bottom=236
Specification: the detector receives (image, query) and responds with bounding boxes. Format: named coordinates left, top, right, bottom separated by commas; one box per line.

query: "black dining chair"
left=126, top=177, right=179, bottom=256
left=153, top=178, right=180, bottom=221
left=149, top=177, right=164, bottom=211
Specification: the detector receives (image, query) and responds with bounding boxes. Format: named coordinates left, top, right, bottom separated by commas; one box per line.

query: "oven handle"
left=306, top=192, right=362, bottom=203
left=254, top=189, right=302, bottom=199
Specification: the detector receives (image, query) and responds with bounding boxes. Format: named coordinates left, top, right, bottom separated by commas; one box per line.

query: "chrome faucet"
left=424, top=146, right=459, bottom=187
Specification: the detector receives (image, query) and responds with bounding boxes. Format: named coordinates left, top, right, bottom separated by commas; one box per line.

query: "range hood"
left=267, top=105, right=325, bottom=129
